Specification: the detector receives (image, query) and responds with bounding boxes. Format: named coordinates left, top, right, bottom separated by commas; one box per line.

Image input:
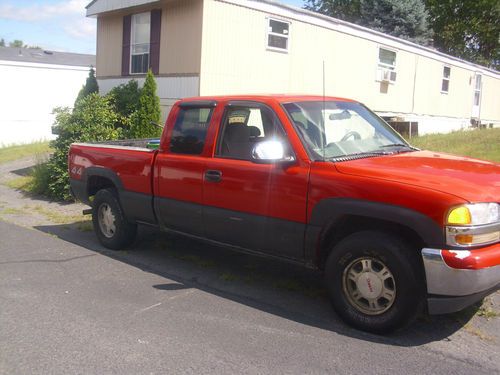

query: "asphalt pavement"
left=0, top=219, right=499, bottom=374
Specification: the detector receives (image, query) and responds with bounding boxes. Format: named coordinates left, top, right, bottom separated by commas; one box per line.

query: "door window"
left=216, top=104, right=285, bottom=160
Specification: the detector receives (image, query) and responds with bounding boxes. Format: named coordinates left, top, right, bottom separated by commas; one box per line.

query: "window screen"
left=169, top=107, right=213, bottom=155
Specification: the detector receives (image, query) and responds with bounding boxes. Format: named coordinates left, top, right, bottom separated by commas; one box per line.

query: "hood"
left=334, top=151, right=500, bottom=202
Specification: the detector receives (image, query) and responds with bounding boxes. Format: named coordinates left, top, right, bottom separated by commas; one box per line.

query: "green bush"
left=46, top=94, right=121, bottom=200
left=31, top=71, right=162, bottom=201
left=107, top=80, right=142, bottom=138
left=129, top=69, right=162, bottom=139
left=75, top=67, right=99, bottom=106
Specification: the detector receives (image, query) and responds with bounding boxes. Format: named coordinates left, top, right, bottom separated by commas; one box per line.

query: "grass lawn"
left=0, top=142, right=52, bottom=164
left=407, top=128, right=500, bottom=163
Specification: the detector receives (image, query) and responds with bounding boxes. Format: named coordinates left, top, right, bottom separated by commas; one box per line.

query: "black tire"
left=325, top=230, right=424, bottom=334
left=92, top=189, right=137, bottom=250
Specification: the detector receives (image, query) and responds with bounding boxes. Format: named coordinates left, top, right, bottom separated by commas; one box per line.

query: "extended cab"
left=69, top=95, right=500, bottom=333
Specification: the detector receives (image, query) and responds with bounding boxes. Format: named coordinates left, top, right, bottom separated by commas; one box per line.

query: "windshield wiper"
left=327, top=150, right=392, bottom=160
left=379, top=143, right=419, bottom=151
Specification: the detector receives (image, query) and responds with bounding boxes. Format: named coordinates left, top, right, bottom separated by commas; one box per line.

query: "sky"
left=0, top=0, right=306, bottom=55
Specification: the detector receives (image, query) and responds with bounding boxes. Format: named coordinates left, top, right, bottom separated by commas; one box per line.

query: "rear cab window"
left=169, top=106, right=214, bottom=155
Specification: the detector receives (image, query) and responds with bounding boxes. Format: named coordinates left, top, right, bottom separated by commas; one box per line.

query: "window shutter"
left=122, top=15, right=131, bottom=76
left=150, top=9, right=162, bottom=75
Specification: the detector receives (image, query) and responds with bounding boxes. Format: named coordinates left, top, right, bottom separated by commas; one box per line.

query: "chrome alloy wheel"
left=342, top=257, right=397, bottom=315
left=98, top=203, right=116, bottom=238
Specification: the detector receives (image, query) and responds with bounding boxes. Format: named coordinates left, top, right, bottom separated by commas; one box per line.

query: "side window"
left=170, top=107, right=213, bottom=155
left=130, top=12, right=151, bottom=74
left=267, top=18, right=290, bottom=52
left=217, top=105, right=284, bottom=160
left=441, top=66, right=451, bottom=93
left=377, top=47, right=397, bottom=83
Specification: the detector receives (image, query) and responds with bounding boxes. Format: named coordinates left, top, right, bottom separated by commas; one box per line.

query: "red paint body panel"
left=442, top=244, right=500, bottom=270
left=69, top=145, right=155, bottom=195
left=308, top=161, right=465, bottom=227
left=335, top=151, right=500, bottom=203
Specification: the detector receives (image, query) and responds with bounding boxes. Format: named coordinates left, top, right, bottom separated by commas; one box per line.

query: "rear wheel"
left=325, top=230, right=424, bottom=334
left=92, top=189, right=137, bottom=250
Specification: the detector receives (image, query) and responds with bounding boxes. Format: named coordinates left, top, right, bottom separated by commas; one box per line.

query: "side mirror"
left=251, top=140, right=295, bottom=164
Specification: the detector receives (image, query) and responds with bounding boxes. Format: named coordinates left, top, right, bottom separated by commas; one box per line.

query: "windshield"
left=283, top=101, right=414, bottom=160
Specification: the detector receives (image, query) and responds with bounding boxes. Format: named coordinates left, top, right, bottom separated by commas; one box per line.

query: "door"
left=154, top=103, right=216, bottom=236
left=202, top=101, right=309, bottom=260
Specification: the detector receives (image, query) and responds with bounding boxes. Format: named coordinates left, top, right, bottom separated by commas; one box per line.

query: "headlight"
left=446, top=203, right=500, bottom=247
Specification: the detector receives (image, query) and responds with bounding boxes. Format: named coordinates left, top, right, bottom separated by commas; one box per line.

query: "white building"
left=0, top=47, right=95, bottom=146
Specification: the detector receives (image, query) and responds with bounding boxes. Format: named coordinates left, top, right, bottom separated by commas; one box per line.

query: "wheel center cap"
left=357, top=272, right=383, bottom=299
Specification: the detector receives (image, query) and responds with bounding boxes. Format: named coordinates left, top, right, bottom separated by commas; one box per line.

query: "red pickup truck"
left=69, top=95, right=500, bottom=333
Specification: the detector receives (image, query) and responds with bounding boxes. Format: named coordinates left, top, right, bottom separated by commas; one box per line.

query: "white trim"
left=86, top=0, right=158, bottom=17
left=97, top=76, right=200, bottom=98
left=0, top=60, right=91, bottom=71
left=215, top=0, right=500, bottom=79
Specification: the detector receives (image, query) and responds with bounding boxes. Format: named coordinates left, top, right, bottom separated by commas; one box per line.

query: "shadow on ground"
left=34, top=222, right=479, bottom=347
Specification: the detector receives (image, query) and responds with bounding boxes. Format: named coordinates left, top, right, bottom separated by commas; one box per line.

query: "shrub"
left=108, top=79, right=142, bottom=118
left=75, top=67, right=99, bottom=106
left=107, top=80, right=142, bottom=138
left=129, top=69, right=162, bottom=139
left=46, top=94, right=121, bottom=200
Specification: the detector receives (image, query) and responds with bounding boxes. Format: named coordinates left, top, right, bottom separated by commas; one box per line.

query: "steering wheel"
left=341, top=131, right=361, bottom=142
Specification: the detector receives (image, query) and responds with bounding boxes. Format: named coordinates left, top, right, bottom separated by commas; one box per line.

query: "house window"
left=267, top=18, right=289, bottom=52
left=130, top=12, right=151, bottom=74
left=441, top=66, right=451, bottom=93
left=473, top=74, right=482, bottom=106
left=377, top=47, right=397, bottom=83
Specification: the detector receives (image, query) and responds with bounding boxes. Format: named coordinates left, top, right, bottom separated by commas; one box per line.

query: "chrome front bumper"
left=422, top=247, right=500, bottom=314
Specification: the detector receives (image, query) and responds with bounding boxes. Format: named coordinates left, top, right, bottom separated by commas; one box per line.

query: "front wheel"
left=325, top=231, right=424, bottom=334
left=92, top=189, right=137, bottom=250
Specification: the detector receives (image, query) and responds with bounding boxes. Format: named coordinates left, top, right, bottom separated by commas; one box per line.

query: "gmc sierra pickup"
left=69, top=95, right=500, bottom=333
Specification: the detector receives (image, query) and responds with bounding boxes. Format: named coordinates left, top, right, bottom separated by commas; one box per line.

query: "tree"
left=426, top=0, right=499, bottom=70
left=305, top=0, right=433, bottom=45
left=305, top=0, right=361, bottom=23
left=9, top=39, right=24, bottom=48
left=129, top=70, right=162, bottom=139
left=75, top=67, right=99, bottom=106
left=0, top=38, right=5, bottom=47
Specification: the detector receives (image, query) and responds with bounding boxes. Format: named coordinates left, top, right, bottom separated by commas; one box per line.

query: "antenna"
left=322, top=60, right=326, bottom=159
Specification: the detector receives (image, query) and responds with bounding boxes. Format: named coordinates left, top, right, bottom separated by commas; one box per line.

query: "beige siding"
left=96, top=15, right=123, bottom=77
left=159, top=0, right=203, bottom=74
left=481, top=76, right=500, bottom=122
left=200, top=0, right=499, bottom=122
left=95, top=0, right=203, bottom=78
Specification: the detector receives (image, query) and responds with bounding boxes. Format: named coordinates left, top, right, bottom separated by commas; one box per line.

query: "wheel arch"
left=81, top=167, right=124, bottom=205
left=308, top=198, right=443, bottom=270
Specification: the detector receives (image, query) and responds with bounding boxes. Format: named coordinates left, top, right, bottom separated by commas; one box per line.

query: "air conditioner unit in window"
left=379, top=68, right=397, bottom=83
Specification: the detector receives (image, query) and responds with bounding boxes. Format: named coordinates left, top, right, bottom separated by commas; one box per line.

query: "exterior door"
left=202, top=101, right=309, bottom=260
left=154, top=103, right=216, bottom=236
